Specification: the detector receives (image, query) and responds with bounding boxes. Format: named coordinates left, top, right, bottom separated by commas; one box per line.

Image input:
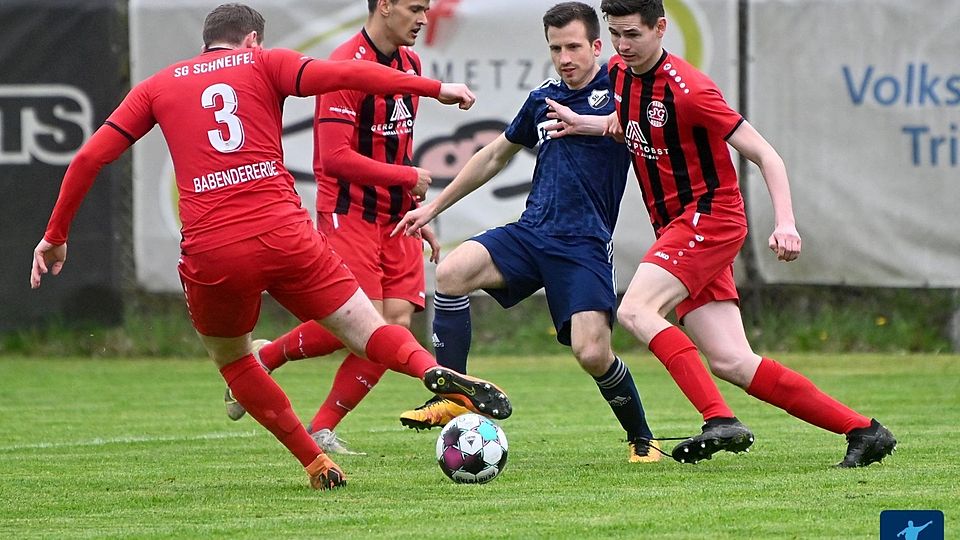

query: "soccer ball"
left=436, top=413, right=508, bottom=484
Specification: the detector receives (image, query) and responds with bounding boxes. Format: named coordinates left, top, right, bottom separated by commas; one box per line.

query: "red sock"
left=259, top=321, right=344, bottom=372
left=219, top=355, right=320, bottom=467
left=649, top=326, right=734, bottom=421
left=746, top=357, right=872, bottom=434
left=364, top=324, right=437, bottom=378
left=308, top=353, right=387, bottom=432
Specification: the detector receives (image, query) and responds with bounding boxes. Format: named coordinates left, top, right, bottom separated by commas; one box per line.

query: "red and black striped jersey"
left=609, top=51, right=745, bottom=234
left=315, top=29, right=421, bottom=224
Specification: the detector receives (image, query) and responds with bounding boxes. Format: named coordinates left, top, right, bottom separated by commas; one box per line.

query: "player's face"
left=546, top=21, right=601, bottom=90
left=607, top=14, right=666, bottom=73
left=384, top=0, right=430, bottom=47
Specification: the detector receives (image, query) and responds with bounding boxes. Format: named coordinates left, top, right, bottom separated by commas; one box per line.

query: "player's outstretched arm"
left=392, top=133, right=522, bottom=237
left=32, top=125, right=134, bottom=289
left=543, top=98, right=619, bottom=139
left=297, top=59, right=475, bottom=109
left=727, top=121, right=801, bottom=262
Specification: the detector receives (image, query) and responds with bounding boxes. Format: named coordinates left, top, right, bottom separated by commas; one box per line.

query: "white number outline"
left=201, top=83, right=244, bottom=153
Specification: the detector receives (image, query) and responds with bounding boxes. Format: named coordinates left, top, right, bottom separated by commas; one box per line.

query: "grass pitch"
left=0, top=353, right=956, bottom=539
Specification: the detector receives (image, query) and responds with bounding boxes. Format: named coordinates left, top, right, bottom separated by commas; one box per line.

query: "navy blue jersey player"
left=393, top=2, right=659, bottom=463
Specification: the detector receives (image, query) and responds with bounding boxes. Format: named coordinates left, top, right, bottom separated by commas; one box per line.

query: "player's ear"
left=241, top=30, right=259, bottom=48
left=593, top=38, right=602, bottom=57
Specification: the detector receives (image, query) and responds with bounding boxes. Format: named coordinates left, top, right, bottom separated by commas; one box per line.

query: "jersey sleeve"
left=261, top=48, right=441, bottom=99
left=687, top=78, right=744, bottom=140
left=104, top=77, right=157, bottom=140
left=44, top=125, right=133, bottom=244
left=504, top=93, right=540, bottom=149
left=315, top=94, right=417, bottom=188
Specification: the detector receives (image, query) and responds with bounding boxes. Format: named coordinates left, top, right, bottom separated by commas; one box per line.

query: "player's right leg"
left=179, top=230, right=345, bottom=489
left=401, top=240, right=507, bottom=430
left=570, top=311, right=660, bottom=463
left=319, top=289, right=512, bottom=419
left=685, top=300, right=895, bottom=467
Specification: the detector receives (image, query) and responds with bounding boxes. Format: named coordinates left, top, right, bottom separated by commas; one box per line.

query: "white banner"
left=129, top=0, right=735, bottom=292
left=746, top=0, right=960, bottom=287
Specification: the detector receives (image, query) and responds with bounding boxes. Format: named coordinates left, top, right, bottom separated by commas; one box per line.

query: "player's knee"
left=435, top=262, right=469, bottom=296
left=705, top=350, right=748, bottom=382
left=384, top=312, right=412, bottom=328
left=572, top=342, right=611, bottom=375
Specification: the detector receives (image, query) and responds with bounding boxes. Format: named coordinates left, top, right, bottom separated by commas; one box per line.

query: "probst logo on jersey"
left=589, top=89, right=611, bottom=109
left=625, top=120, right=669, bottom=161
left=390, top=99, right=413, bottom=122
left=371, top=99, right=415, bottom=135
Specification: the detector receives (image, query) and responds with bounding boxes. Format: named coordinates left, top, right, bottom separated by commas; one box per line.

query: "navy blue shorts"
left=470, top=223, right=616, bottom=346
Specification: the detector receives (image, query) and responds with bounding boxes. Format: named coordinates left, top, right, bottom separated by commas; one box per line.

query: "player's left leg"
left=306, top=299, right=422, bottom=450
left=684, top=300, right=896, bottom=466
left=569, top=311, right=659, bottom=463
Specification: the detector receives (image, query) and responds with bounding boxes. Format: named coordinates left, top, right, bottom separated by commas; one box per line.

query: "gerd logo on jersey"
left=390, top=99, right=413, bottom=123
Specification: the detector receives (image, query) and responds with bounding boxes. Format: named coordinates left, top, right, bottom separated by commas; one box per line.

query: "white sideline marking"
left=0, top=430, right=260, bottom=452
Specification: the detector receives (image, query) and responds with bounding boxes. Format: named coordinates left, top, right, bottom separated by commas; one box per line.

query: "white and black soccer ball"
left=436, top=413, right=508, bottom=484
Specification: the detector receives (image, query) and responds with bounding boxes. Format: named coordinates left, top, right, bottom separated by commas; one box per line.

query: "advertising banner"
left=129, top=0, right=737, bottom=292
left=0, top=0, right=126, bottom=330
left=746, top=0, right=960, bottom=286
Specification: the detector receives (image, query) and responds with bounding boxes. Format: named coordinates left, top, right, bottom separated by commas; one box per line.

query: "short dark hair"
left=202, top=3, right=265, bottom=47
left=600, top=0, right=664, bottom=27
left=543, top=2, right=601, bottom=42
left=367, top=0, right=401, bottom=13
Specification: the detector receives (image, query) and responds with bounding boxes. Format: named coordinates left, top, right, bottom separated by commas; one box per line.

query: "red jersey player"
left=221, top=0, right=446, bottom=455
left=31, top=3, right=511, bottom=490
left=544, top=0, right=895, bottom=467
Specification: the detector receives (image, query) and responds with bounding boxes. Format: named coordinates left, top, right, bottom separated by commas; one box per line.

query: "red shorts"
left=178, top=220, right=359, bottom=337
left=318, top=212, right=426, bottom=310
left=642, top=204, right=747, bottom=321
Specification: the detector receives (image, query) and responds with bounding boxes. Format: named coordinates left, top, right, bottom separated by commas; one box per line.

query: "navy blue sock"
left=594, top=356, right=654, bottom=440
left=432, top=292, right=471, bottom=373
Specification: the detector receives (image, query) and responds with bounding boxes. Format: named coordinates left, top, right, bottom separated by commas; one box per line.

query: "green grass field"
left=1, top=353, right=956, bottom=539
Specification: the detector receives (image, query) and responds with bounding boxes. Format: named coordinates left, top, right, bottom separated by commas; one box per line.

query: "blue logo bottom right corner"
left=880, top=510, right=944, bottom=540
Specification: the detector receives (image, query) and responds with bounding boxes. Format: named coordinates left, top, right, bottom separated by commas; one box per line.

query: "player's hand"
left=437, top=83, right=476, bottom=110
left=391, top=203, right=436, bottom=237
left=604, top=112, right=625, bottom=143
left=420, top=224, right=442, bottom=264
left=31, top=239, right=67, bottom=289
left=543, top=98, right=579, bottom=138
left=768, top=223, right=801, bottom=262
left=411, top=167, right=432, bottom=200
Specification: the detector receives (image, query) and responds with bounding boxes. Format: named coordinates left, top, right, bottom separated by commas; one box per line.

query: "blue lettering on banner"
left=843, top=64, right=960, bottom=107
left=843, top=64, right=960, bottom=167
left=902, top=124, right=959, bottom=167
left=879, top=510, right=943, bottom=540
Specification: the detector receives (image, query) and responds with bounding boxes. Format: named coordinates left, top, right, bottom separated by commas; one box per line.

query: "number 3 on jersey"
left=201, top=83, right=244, bottom=153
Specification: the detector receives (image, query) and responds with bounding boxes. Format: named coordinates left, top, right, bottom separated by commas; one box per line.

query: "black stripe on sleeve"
left=295, top=59, right=314, bottom=96
left=316, top=118, right=355, bottom=126
left=104, top=121, right=135, bottom=145
left=693, top=126, right=720, bottom=215
left=724, top=117, right=746, bottom=141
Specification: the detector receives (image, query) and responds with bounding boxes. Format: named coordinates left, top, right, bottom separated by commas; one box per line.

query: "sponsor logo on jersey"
left=390, top=99, right=413, bottom=122
left=625, top=120, right=649, bottom=144
left=589, top=89, right=611, bottom=109
left=647, top=100, right=668, bottom=127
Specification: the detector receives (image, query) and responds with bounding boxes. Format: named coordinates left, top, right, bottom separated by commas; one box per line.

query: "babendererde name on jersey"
left=193, top=160, right=279, bottom=193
